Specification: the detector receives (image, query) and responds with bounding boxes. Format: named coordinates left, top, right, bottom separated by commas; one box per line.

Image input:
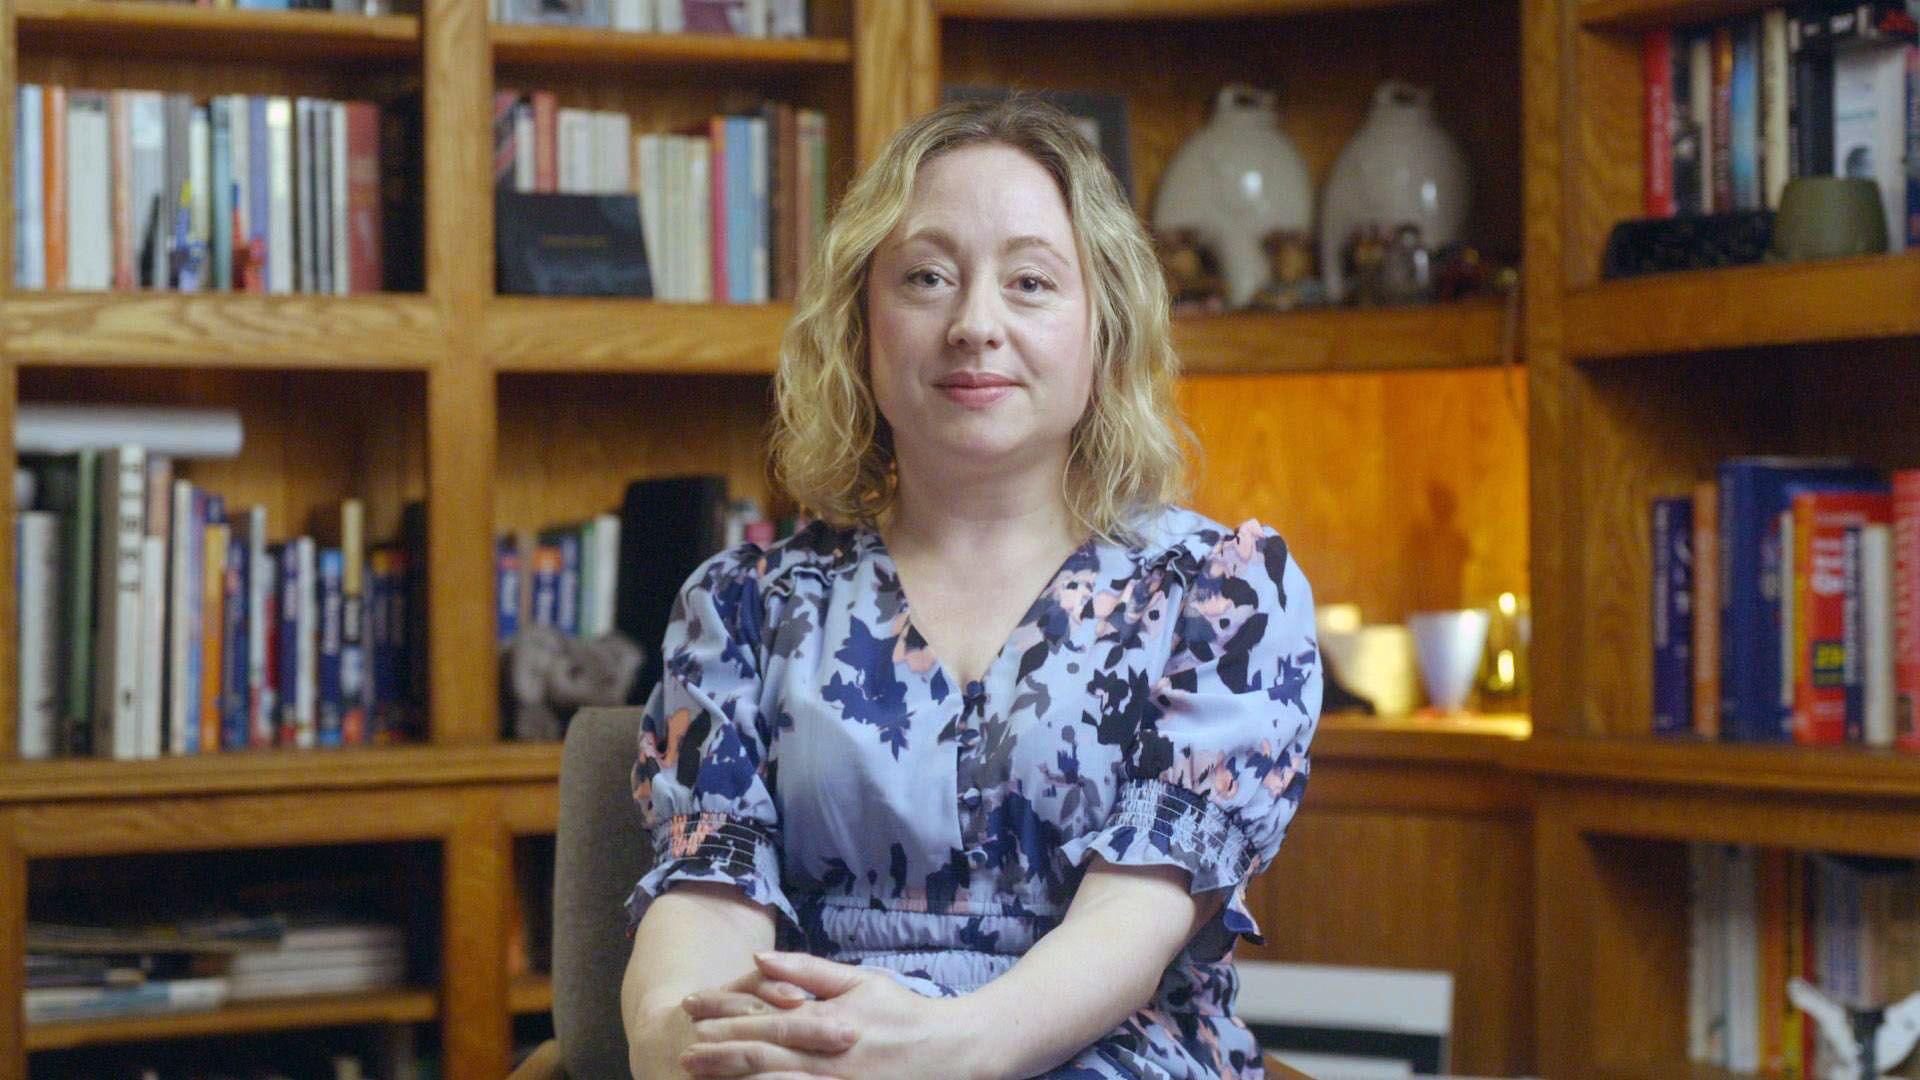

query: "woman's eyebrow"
left=900, top=228, right=1071, bottom=265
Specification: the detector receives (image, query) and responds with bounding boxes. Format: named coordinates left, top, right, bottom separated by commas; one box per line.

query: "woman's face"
left=865, top=141, right=1096, bottom=481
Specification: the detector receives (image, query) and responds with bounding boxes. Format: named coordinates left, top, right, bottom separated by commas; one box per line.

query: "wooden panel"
left=939, top=2, right=1524, bottom=268
left=1, top=295, right=441, bottom=368
left=489, top=23, right=850, bottom=68
left=1509, top=733, right=1920, bottom=804
left=1567, top=19, right=1643, bottom=290
left=855, top=0, right=939, bottom=161
left=940, top=0, right=1449, bottom=16
left=493, top=371, right=781, bottom=536
left=1576, top=0, right=1782, bottom=30
left=1566, top=254, right=1920, bottom=359
left=442, top=791, right=513, bottom=1080
left=1174, top=298, right=1513, bottom=374
left=1180, top=366, right=1529, bottom=628
left=509, top=973, right=555, bottom=1015
left=23, top=988, right=439, bottom=1052
left=0, top=745, right=560, bottom=804
left=1246, top=802, right=1534, bottom=1075
left=0, top=0, right=14, bottom=292
left=0, top=819, right=25, bottom=1080
left=485, top=299, right=792, bottom=373
left=0, top=362, right=16, bottom=764
left=15, top=0, right=420, bottom=62
left=16, top=39, right=416, bottom=102
left=10, top=788, right=462, bottom=856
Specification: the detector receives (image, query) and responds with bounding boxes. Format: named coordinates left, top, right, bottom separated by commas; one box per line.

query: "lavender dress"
left=626, top=506, right=1322, bottom=1078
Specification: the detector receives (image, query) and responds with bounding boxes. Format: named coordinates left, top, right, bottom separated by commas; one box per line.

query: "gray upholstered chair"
left=510, top=705, right=652, bottom=1080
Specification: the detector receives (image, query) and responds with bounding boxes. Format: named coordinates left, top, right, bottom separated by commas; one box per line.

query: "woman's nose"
left=946, top=280, right=1004, bottom=351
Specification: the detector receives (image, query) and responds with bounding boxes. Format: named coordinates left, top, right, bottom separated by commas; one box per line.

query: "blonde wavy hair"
left=770, top=93, right=1192, bottom=545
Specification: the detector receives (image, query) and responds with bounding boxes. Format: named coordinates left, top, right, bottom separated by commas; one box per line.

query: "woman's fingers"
left=754, top=980, right=809, bottom=1005
left=681, top=990, right=777, bottom=1020
left=691, top=1014, right=857, bottom=1054
left=679, top=1040, right=835, bottom=1078
left=752, top=951, right=867, bottom=998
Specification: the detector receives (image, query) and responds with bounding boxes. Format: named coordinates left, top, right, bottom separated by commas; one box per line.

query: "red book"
left=1644, top=29, right=1676, bottom=217
left=1895, top=470, right=1920, bottom=750
left=345, top=102, right=383, bottom=294
left=110, top=92, right=134, bottom=291
left=709, top=115, right=728, bottom=303
left=533, top=91, right=558, bottom=195
left=43, top=85, right=67, bottom=291
left=1792, top=490, right=1892, bottom=744
left=1711, top=25, right=1735, bottom=214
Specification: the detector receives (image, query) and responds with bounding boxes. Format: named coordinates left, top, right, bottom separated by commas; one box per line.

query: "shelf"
left=1564, top=253, right=1920, bottom=360
left=1575, top=0, right=1785, bottom=31
left=485, top=297, right=792, bottom=372
left=0, top=743, right=562, bottom=804
left=1, top=293, right=443, bottom=370
left=1507, top=732, right=1920, bottom=801
left=509, top=974, right=554, bottom=1015
left=23, top=987, right=438, bottom=1052
left=1173, top=297, right=1515, bottom=374
left=490, top=23, right=850, bottom=70
left=938, top=0, right=1448, bottom=19
left=1316, top=710, right=1531, bottom=765
left=13, top=0, right=420, bottom=61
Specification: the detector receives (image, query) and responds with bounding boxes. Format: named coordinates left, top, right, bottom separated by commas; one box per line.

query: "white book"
left=17, top=85, right=46, bottom=290
left=611, top=0, right=651, bottom=31
left=688, top=136, right=711, bottom=302
left=126, top=91, right=168, bottom=291
left=748, top=115, right=768, bottom=302
left=296, top=537, right=318, bottom=749
left=168, top=480, right=197, bottom=755
left=768, top=0, right=802, bottom=38
left=314, top=100, right=335, bottom=294
left=266, top=98, right=295, bottom=295
left=17, top=403, right=244, bottom=459
left=229, top=959, right=405, bottom=1001
left=745, top=0, right=767, bottom=37
left=1760, top=11, right=1789, bottom=210
left=1723, top=844, right=1758, bottom=1072
left=26, top=976, right=228, bottom=1023
left=635, top=133, right=665, bottom=296
left=137, top=534, right=167, bottom=760
left=654, top=0, right=683, bottom=32
left=228, top=94, right=251, bottom=250
left=1833, top=43, right=1909, bottom=252
left=247, top=506, right=271, bottom=748
left=228, top=943, right=405, bottom=976
left=331, top=102, right=350, bottom=294
left=513, top=102, right=536, bottom=194
left=556, top=109, right=595, bottom=193
left=92, top=447, right=146, bottom=759
left=595, top=111, right=631, bottom=192
left=589, top=512, right=619, bottom=637
left=17, top=511, right=61, bottom=761
left=1864, top=522, right=1896, bottom=747
left=662, top=135, right=687, bottom=300
left=66, top=93, right=114, bottom=291
left=189, top=104, right=212, bottom=265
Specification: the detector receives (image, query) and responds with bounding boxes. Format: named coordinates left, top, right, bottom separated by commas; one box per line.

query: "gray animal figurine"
left=1788, top=977, right=1920, bottom=1080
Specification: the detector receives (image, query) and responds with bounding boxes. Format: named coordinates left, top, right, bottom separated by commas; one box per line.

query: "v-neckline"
left=867, top=526, right=1095, bottom=699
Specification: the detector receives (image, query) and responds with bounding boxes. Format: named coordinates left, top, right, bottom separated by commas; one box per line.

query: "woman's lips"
left=938, top=383, right=1014, bottom=408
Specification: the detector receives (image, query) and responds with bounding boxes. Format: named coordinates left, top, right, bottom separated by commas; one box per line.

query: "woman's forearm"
left=621, top=883, right=778, bottom=1077
left=960, top=860, right=1224, bottom=1080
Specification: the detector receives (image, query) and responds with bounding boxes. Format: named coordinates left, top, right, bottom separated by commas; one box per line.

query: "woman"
left=621, top=95, right=1321, bottom=1079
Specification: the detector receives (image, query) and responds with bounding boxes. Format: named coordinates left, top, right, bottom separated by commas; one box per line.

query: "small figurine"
left=1249, top=228, right=1327, bottom=311
left=503, top=624, right=645, bottom=742
left=1789, top=977, right=1920, bottom=1080
left=1340, top=224, right=1392, bottom=306
left=1432, top=241, right=1492, bottom=301
left=1154, top=228, right=1228, bottom=315
left=1376, top=223, right=1433, bottom=304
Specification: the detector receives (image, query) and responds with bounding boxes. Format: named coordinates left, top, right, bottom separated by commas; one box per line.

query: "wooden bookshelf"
left=13, top=0, right=420, bottom=61
left=1565, top=252, right=1920, bottom=361
left=488, top=22, right=849, bottom=69
left=485, top=298, right=793, bottom=372
left=1574, top=0, right=1781, bottom=30
left=23, top=987, right=440, bottom=1052
left=938, top=0, right=1449, bottom=18
left=1174, top=297, right=1515, bottom=374
left=1, top=293, right=443, bottom=369
left=507, top=973, right=553, bottom=1015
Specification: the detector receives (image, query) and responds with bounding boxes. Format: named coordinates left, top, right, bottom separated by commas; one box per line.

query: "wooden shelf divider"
left=14, top=0, right=420, bottom=59
left=489, top=22, right=850, bottom=68
left=23, top=988, right=439, bottom=1052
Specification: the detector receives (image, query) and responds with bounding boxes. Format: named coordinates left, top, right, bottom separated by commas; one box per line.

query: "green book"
left=24, top=451, right=96, bottom=756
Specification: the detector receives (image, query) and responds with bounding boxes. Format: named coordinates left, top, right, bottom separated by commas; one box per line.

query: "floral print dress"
left=626, top=506, right=1322, bottom=1079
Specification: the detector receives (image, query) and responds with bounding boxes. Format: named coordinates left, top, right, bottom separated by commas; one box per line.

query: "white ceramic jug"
left=1151, top=84, right=1314, bottom=310
left=1320, top=81, right=1470, bottom=303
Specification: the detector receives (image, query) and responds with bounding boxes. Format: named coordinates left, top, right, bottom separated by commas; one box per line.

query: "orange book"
left=201, top=521, right=229, bottom=754
left=1792, top=491, right=1893, bottom=744
left=109, top=91, right=133, bottom=291
left=43, top=85, right=67, bottom=290
left=1694, top=481, right=1720, bottom=739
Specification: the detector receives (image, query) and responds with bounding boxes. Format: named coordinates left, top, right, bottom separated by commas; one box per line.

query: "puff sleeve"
left=624, top=550, right=800, bottom=937
left=1057, top=521, right=1321, bottom=943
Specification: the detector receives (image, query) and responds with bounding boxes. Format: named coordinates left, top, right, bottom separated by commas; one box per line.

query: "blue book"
left=1718, top=458, right=1883, bottom=742
left=1729, top=18, right=1761, bottom=210
left=726, top=116, right=752, bottom=303
left=247, top=97, right=271, bottom=284
left=317, top=548, right=344, bottom=748
left=220, top=529, right=249, bottom=750
left=497, top=538, right=521, bottom=644
left=277, top=541, right=301, bottom=746
left=1653, top=497, right=1695, bottom=736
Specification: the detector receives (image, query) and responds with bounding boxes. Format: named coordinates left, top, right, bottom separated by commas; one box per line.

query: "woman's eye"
left=909, top=269, right=945, bottom=288
left=1013, top=275, right=1052, bottom=294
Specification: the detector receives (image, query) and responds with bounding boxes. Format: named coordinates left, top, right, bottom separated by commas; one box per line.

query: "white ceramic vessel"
left=1320, top=81, right=1471, bottom=302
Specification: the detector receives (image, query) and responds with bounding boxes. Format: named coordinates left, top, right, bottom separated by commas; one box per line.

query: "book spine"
left=1761, top=9, right=1790, bottom=210
left=136, top=533, right=167, bottom=760
left=533, top=91, right=558, bottom=194
left=330, top=102, right=350, bottom=294
left=168, top=482, right=196, bottom=755
left=210, top=97, right=234, bottom=290
left=220, top=526, right=248, bottom=750
left=68, top=92, right=113, bottom=290
left=1646, top=28, right=1677, bottom=217
left=267, top=98, right=294, bottom=295
left=17, top=512, right=61, bottom=760
left=278, top=539, right=302, bottom=746
left=1895, top=470, right=1920, bottom=750
left=1864, top=522, right=1896, bottom=747
left=1653, top=497, right=1693, bottom=734
left=1712, top=25, right=1735, bottom=215
left=1730, top=17, right=1761, bottom=211
left=44, top=85, right=67, bottom=289
left=110, top=92, right=134, bottom=290
left=1694, top=480, right=1721, bottom=739
left=497, top=539, right=521, bottom=645
left=93, top=447, right=146, bottom=760
left=317, top=548, right=344, bottom=748
left=710, top=116, right=728, bottom=301
left=17, top=85, right=46, bottom=289
left=247, top=506, right=272, bottom=748
left=259, top=545, right=280, bottom=747
left=199, top=511, right=227, bottom=755
left=248, top=96, right=271, bottom=291
left=341, top=500, right=366, bottom=745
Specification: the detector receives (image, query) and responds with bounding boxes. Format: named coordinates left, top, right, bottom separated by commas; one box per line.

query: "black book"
left=495, top=192, right=653, bottom=297
left=615, top=476, right=730, bottom=701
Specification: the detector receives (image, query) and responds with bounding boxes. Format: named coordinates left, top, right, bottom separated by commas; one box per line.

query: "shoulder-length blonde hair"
left=770, top=94, right=1191, bottom=545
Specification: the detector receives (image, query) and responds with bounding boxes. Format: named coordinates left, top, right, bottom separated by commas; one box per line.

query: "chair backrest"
left=552, top=706, right=654, bottom=1080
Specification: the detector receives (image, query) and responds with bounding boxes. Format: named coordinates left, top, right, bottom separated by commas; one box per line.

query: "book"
left=1788, top=488, right=1891, bottom=744
left=495, top=192, right=653, bottom=297
left=1694, top=480, right=1721, bottom=740
left=1653, top=496, right=1694, bottom=734
left=1646, top=29, right=1677, bottom=217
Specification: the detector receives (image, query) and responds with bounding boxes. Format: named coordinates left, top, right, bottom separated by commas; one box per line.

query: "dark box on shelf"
left=495, top=192, right=653, bottom=298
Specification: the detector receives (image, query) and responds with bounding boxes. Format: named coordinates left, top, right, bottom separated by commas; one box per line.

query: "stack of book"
left=11, top=87, right=421, bottom=292
left=491, top=94, right=829, bottom=302
left=1688, top=845, right=1920, bottom=1077
left=1640, top=2, right=1917, bottom=250
left=1652, top=458, right=1920, bottom=749
left=16, top=448, right=423, bottom=760
left=492, top=0, right=807, bottom=38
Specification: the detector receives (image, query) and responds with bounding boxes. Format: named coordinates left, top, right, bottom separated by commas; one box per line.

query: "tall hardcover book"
left=615, top=475, right=729, bottom=697
left=1654, top=496, right=1694, bottom=734
left=93, top=447, right=146, bottom=760
left=1730, top=17, right=1762, bottom=210
left=1718, top=457, right=1882, bottom=742
left=17, top=511, right=62, bottom=760
left=1788, top=488, right=1891, bottom=744
left=1694, top=480, right=1721, bottom=739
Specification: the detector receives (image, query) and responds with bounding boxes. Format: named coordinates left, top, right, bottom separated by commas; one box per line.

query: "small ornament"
left=1154, top=228, right=1228, bottom=315
left=1249, top=229, right=1327, bottom=311
left=1789, top=977, right=1920, bottom=1080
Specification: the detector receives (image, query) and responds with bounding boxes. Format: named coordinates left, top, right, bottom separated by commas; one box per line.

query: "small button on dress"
left=626, top=507, right=1323, bottom=1079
